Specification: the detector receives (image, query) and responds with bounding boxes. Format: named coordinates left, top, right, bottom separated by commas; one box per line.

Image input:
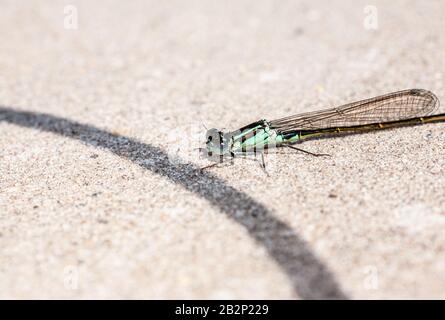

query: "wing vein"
left=270, top=89, right=439, bottom=133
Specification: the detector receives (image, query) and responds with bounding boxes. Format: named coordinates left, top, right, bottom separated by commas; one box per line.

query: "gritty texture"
left=0, top=0, right=445, bottom=299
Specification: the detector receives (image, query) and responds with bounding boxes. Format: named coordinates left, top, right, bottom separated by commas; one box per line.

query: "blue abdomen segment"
left=278, top=131, right=300, bottom=144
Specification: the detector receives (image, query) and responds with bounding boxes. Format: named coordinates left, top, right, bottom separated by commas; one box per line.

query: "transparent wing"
left=270, top=89, right=439, bottom=134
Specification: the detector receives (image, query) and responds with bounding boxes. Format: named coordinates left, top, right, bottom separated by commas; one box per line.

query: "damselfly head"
left=205, top=128, right=222, bottom=145
left=203, top=128, right=228, bottom=159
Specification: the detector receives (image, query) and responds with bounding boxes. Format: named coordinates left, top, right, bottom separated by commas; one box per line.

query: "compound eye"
left=205, top=128, right=220, bottom=144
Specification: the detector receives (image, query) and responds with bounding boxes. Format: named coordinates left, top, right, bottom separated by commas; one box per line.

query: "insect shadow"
left=0, top=106, right=347, bottom=299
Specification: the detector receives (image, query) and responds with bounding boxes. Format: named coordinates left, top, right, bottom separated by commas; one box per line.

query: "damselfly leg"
left=200, top=151, right=268, bottom=174
left=283, top=144, right=331, bottom=157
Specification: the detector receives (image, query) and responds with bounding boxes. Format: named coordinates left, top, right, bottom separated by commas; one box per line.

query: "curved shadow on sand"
left=0, top=106, right=347, bottom=299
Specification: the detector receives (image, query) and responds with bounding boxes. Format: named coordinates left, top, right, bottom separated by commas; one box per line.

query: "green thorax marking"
left=227, top=120, right=301, bottom=153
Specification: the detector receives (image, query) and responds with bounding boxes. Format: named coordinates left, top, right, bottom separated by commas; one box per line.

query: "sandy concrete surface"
left=1, top=0, right=445, bottom=299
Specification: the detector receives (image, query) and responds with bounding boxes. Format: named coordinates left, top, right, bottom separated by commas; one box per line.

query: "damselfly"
left=200, top=89, right=443, bottom=171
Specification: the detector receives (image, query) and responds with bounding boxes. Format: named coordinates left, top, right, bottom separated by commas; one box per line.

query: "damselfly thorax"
left=205, top=120, right=277, bottom=154
left=201, top=89, right=444, bottom=171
